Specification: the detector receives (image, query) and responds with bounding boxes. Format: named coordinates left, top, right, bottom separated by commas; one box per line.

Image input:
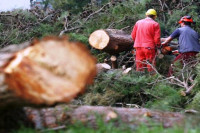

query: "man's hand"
left=161, top=42, right=168, bottom=46
left=161, top=36, right=173, bottom=46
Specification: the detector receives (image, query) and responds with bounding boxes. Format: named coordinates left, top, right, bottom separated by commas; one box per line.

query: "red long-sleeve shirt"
left=131, top=17, right=161, bottom=48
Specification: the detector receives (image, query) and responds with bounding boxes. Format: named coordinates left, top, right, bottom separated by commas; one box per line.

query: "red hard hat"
left=178, top=16, right=193, bottom=24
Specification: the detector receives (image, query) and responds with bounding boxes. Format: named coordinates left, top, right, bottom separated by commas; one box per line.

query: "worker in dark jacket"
left=162, top=16, right=200, bottom=76
left=131, top=9, right=161, bottom=73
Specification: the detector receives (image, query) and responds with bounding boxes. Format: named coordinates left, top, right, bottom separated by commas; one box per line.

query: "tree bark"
left=0, top=36, right=96, bottom=109
left=24, top=105, right=185, bottom=129
left=89, top=29, right=134, bottom=55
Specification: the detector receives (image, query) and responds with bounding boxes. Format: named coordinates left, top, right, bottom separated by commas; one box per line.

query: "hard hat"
left=178, top=16, right=193, bottom=24
left=146, top=9, right=157, bottom=16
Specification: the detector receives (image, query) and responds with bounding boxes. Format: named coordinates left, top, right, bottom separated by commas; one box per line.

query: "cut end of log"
left=89, top=29, right=134, bottom=55
left=110, top=55, right=117, bottom=61
left=89, top=30, right=110, bottom=50
left=3, top=36, right=97, bottom=105
left=110, top=55, right=118, bottom=69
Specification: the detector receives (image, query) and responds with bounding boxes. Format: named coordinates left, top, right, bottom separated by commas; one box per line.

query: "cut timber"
left=0, top=36, right=96, bottom=107
left=111, top=55, right=118, bottom=69
left=89, top=29, right=134, bottom=55
left=24, top=105, right=185, bottom=129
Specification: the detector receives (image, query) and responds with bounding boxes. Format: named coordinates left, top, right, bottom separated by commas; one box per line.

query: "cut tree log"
left=0, top=36, right=96, bottom=108
left=110, top=55, right=118, bottom=69
left=89, top=29, right=134, bottom=55
left=24, top=105, right=185, bottom=129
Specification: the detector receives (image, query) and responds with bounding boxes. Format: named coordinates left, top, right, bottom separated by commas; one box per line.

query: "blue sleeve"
left=170, top=29, right=180, bottom=39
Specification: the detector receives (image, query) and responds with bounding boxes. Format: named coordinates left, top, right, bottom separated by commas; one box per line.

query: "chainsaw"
left=157, top=42, right=179, bottom=58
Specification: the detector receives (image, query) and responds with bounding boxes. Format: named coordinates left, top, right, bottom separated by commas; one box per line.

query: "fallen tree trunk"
left=0, top=36, right=96, bottom=108
left=24, top=105, right=185, bottom=129
left=89, top=29, right=134, bottom=55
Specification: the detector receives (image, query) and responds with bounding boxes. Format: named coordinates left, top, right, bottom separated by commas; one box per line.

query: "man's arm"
left=154, top=23, right=161, bottom=47
left=161, top=29, right=180, bottom=45
left=131, top=24, right=137, bottom=41
left=161, top=36, right=173, bottom=45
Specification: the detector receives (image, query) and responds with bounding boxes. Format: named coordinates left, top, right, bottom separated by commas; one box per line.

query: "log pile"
left=0, top=36, right=96, bottom=108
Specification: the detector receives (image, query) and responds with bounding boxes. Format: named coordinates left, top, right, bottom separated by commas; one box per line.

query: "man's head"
left=178, top=16, right=194, bottom=27
left=146, top=9, right=157, bottom=19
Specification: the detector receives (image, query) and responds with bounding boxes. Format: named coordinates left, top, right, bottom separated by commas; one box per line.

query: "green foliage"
left=80, top=0, right=146, bottom=36
left=158, top=4, right=200, bottom=34
left=50, top=0, right=90, bottom=13
left=164, top=10, right=185, bottom=33
left=12, top=9, right=37, bottom=22
left=0, top=9, right=63, bottom=46
left=15, top=120, right=200, bottom=133
left=29, top=23, right=62, bottom=38
left=190, top=91, right=200, bottom=111
left=136, top=125, right=200, bottom=133
left=145, top=83, right=182, bottom=111
left=95, top=52, right=109, bottom=63
left=81, top=70, right=184, bottom=111
left=189, top=62, right=200, bottom=110
left=83, top=89, right=124, bottom=106
left=13, top=126, right=35, bottom=133
left=156, top=55, right=174, bottom=75
left=68, top=33, right=89, bottom=45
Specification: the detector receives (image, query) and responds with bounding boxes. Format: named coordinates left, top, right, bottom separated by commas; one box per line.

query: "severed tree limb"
left=84, top=2, right=111, bottom=22
left=108, top=16, right=128, bottom=29
left=156, top=59, right=199, bottom=95
left=59, top=26, right=83, bottom=36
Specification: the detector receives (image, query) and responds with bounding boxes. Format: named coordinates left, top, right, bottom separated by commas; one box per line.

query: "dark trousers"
left=168, top=52, right=198, bottom=76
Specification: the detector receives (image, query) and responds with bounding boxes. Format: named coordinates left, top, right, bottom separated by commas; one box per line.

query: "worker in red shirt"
left=131, top=9, right=161, bottom=73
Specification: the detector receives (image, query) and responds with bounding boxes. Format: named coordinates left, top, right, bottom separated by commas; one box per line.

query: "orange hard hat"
left=178, top=16, right=193, bottom=24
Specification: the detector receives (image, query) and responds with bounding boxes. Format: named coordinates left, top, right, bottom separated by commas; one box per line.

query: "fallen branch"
left=59, top=26, right=83, bottom=36
left=84, top=2, right=111, bottom=22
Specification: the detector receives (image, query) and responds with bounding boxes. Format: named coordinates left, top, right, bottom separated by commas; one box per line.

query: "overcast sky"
left=0, top=0, right=30, bottom=11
